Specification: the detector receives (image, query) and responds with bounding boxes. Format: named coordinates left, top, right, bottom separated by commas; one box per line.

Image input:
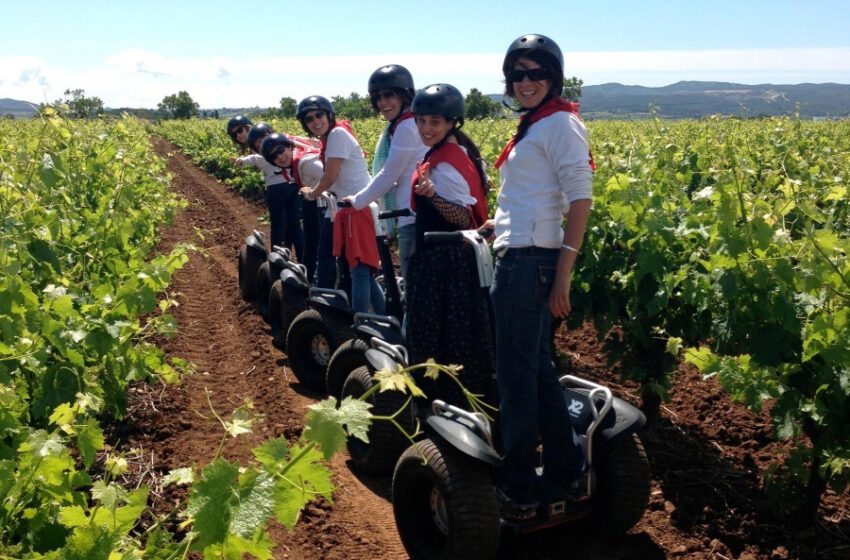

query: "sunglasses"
left=303, top=111, right=326, bottom=124
left=506, top=68, right=551, bottom=83
left=231, top=125, right=248, bottom=135
left=372, top=91, right=397, bottom=101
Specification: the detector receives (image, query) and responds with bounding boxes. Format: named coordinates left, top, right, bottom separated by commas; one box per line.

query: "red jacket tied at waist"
left=332, top=207, right=380, bottom=271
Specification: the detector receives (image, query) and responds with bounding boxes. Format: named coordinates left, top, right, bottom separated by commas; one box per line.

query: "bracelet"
left=561, top=244, right=579, bottom=254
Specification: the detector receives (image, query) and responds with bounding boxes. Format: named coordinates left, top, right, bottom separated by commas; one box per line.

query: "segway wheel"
left=286, top=308, right=351, bottom=392
left=585, top=433, right=651, bottom=534
left=256, top=261, right=273, bottom=321
left=238, top=245, right=264, bottom=303
left=393, top=438, right=500, bottom=560
left=326, top=338, right=369, bottom=398
left=342, top=365, right=414, bottom=476
left=269, top=280, right=308, bottom=349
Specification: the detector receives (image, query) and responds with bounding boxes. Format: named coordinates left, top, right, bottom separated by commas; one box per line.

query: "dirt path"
left=121, top=137, right=848, bottom=560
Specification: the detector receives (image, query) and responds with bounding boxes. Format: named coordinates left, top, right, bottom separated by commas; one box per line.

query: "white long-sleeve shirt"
left=493, top=111, right=593, bottom=251
left=350, top=118, right=427, bottom=228
left=236, top=154, right=286, bottom=186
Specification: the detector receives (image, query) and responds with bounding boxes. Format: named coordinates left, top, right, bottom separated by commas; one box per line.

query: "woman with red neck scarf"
left=405, top=83, right=494, bottom=410
left=298, top=95, right=385, bottom=315
left=490, top=34, right=594, bottom=522
left=342, top=64, right=426, bottom=283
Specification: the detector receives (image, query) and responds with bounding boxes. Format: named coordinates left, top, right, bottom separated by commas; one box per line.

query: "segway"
left=390, top=231, right=652, bottom=560
left=268, top=256, right=311, bottom=349
left=255, top=246, right=292, bottom=323
left=325, top=207, right=410, bottom=399
left=238, top=229, right=267, bottom=303
left=340, top=227, right=496, bottom=477
left=286, top=200, right=397, bottom=392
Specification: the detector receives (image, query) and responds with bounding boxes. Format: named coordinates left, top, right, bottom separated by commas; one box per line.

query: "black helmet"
left=260, top=133, right=294, bottom=166
left=226, top=115, right=253, bottom=136
left=247, top=122, right=274, bottom=152
left=412, top=83, right=465, bottom=125
left=502, top=34, right=564, bottom=97
left=368, top=64, right=415, bottom=99
left=296, top=96, right=335, bottom=135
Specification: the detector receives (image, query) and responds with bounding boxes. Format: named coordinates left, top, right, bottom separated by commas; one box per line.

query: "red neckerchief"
left=389, top=112, right=414, bottom=136
left=410, top=142, right=489, bottom=228
left=319, top=120, right=365, bottom=165
left=494, top=97, right=596, bottom=171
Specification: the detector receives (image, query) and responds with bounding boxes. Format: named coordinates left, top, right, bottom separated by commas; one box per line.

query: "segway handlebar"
left=423, top=229, right=494, bottom=288
left=377, top=208, right=413, bottom=220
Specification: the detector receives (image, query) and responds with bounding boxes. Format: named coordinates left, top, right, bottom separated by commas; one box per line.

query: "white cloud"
left=2, top=47, right=849, bottom=109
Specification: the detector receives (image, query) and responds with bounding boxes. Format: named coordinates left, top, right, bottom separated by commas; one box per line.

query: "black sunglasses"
left=303, top=111, right=326, bottom=124
left=506, top=68, right=551, bottom=83
left=372, top=91, right=396, bottom=101
left=231, top=125, right=248, bottom=135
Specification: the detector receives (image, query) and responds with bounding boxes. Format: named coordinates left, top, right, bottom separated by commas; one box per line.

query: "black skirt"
left=405, top=243, right=497, bottom=410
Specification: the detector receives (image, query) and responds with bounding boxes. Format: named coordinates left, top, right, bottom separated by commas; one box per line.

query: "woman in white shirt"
left=490, top=34, right=594, bottom=523
left=297, top=96, right=385, bottom=315
left=343, top=64, right=427, bottom=282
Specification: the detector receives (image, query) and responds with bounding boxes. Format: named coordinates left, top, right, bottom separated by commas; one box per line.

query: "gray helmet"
left=412, top=83, right=465, bottom=124
left=296, top=96, right=335, bottom=135
left=368, top=64, right=415, bottom=96
left=247, top=122, right=274, bottom=152
left=226, top=115, right=253, bottom=137
left=260, top=133, right=294, bottom=166
left=503, top=34, right=564, bottom=97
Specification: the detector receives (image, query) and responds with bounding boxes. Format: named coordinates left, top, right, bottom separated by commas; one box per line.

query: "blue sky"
left=2, top=0, right=849, bottom=108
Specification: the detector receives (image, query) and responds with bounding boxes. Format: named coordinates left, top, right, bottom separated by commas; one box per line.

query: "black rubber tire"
left=342, top=365, right=414, bottom=476
left=286, top=308, right=354, bottom=392
left=269, top=280, right=308, bottom=349
left=392, top=438, right=500, bottom=560
left=585, top=433, right=651, bottom=534
left=326, top=338, right=369, bottom=398
left=238, top=245, right=265, bottom=303
left=256, top=261, right=273, bottom=322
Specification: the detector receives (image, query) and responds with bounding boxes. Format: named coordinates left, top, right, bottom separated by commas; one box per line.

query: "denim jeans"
left=301, top=199, right=321, bottom=283
left=315, top=216, right=336, bottom=289
left=397, top=223, right=416, bottom=283
left=490, top=248, right=583, bottom=505
left=266, top=183, right=304, bottom=257
left=351, top=263, right=386, bottom=315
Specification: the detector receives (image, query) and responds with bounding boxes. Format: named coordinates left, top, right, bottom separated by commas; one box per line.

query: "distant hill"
left=578, top=81, right=850, bottom=119
left=0, top=98, right=39, bottom=118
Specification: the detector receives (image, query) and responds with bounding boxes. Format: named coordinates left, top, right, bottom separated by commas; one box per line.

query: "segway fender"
left=601, top=397, right=646, bottom=441
left=245, top=231, right=266, bottom=254
left=267, top=251, right=286, bottom=269
left=281, top=268, right=309, bottom=292
left=364, top=348, right=402, bottom=373
left=309, top=289, right=350, bottom=314
left=425, top=414, right=502, bottom=467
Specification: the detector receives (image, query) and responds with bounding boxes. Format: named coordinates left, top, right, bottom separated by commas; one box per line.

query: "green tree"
left=158, top=91, right=200, bottom=119
left=279, top=96, right=297, bottom=118
left=56, top=88, right=104, bottom=119
left=331, top=92, right=373, bottom=119
left=465, top=88, right=500, bottom=119
left=562, top=76, right=583, bottom=102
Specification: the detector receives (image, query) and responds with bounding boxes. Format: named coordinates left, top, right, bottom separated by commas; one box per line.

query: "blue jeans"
left=491, top=248, right=583, bottom=505
left=266, top=182, right=304, bottom=257
left=397, top=223, right=416, bottom=283
left=315, top=216, right=336, bottom=289
left=351, top=263, right=386, bottom=315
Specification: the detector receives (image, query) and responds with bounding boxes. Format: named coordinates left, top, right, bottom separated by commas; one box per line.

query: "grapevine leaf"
left=337, top=396, right=372, bottom=444
left=162, top=466, right=195, bottom=486
left=76, top=417, right=105, bottom=469
left=186, top=459, right=239, bottom=549
left=273, top=444, right=334, bottom=529
left=205, top=531, right=275, bottom=560
left=303, top=399, right=347, bottom=459
left=58, top=506, right=89, bottom=528
left=230, top=471, right=276, bottom=538
left=252, top=436, right=290, bottom=471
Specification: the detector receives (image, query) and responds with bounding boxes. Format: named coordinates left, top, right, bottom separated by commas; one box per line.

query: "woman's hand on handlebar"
left=478, top=219, right=496, bottom=241
left=300, top=187, right=315, bottom=200
left=340, top=195, right=355, bottom=207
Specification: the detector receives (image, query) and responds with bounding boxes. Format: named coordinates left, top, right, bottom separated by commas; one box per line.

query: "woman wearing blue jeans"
left=489, top=34, right=595, bottom=522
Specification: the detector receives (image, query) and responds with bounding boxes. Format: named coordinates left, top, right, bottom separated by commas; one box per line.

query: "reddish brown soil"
left=118, top=137, right=848, bottom=560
